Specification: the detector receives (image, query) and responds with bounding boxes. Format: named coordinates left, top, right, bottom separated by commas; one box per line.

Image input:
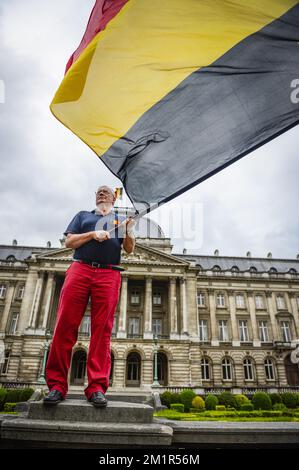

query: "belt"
left=73, top=259, right=125, bottom=271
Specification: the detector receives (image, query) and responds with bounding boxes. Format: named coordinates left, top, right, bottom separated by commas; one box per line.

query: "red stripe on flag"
left=65, top=0, right=129, bottom=74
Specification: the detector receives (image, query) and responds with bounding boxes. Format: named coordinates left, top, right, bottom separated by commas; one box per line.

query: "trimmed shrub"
left=4, top=403, right=16, bottom=413
left=170, top=403, right=184, bottom=413
left=192, top=396, right=205, bottom=411
left=205, top=394, right=219, bottom=410
left=0, top=388, right=7, bottom=411
left=178, top=389, right=196, bottom=412
left=19, top=388, right=34, bottom=402
left=240, top=403, right=254, bottom=411
left=215, top=405, right=226, bottom=411
left=235, top=394, right=250, bottom=410
left=280, top=392, right=298, bottom=409
left=160, top=391, right=173, bottom=408
left=273, top=403, right=287, bottom=411
left=218, top=392, right=237, bottom=409
left=252, top=392, right=272, bottom=410
left=5, top=389, right=21, bottom=404
left=269, top=393, right=282, bottom=406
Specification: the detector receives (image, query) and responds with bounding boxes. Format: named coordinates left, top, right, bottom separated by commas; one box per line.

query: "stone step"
left=65, top=392, right=154, bottom=407
left=1, top=418, right=173, bottom=448
left=27, top=399, right=153, bottom=424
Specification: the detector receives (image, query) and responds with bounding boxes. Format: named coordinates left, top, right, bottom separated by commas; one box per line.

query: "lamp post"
left=38, top=329, right=52, bottom=384
left=152, top=333, right=161, bottom=388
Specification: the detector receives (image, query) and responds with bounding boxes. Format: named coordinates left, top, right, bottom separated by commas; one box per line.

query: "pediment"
left=121, top=242, right=189, bottom=266
left=34, top=242, right=189, bottom=267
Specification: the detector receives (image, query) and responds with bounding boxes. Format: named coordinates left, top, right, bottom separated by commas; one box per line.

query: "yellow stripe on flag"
left=50, top=0, right=298, bottom=157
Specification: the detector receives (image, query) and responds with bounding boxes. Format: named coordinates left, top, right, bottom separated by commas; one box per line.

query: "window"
left=0, top=284, right=6, bottom=299
left=16, top=285, right=25, bottom=300
left=1, top=351, right=10, bottom=375
left=80, top=316, right=90, bottom=335
left=249, top=266, right=258, bottom=276
left=197, top=292, right=205, bottom=307
left=239, top=320, right=249, bottom=342
left=231, top=266, right=239, bottom=277
left=153, top=291, right=162, bottom=305
left=201, top=358, right=210, bottom=380
left=255, top=295, right=264, bottom=309
left=198, top=320, right=208, bottom=342
left=264, top=358, right=275, bottom=380
left=259, top=321, right=269, bottom=342
left=236, top=294, right=245, bottom=308
left=219, top=320, right=229, bottom=342
left=216, top=293, right=225, bottom=308
left=212, top=265, right=221, bottom=276
left=6, top=256, right=16, bottom=266
left=243, top=358, right=254, bottom=381
left=153, top=318, right=162, bottom=336
left=269, top=267, right=278, bottom=277
left=128, top=317, right=140, bottom=335
left=9, top=313, right=19, bottom=334
left=289, top=268, right=297, bottom=278
left=280, top=321, right=291, bottom=342
left=130, top=290, right=140, bottom=305
left=222, top=358, right=233, bottom=380
left=276, top=294, right=286, bottom=310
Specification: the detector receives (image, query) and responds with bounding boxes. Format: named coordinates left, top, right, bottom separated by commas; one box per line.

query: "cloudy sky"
left=0, top=0, right=298, bottom=259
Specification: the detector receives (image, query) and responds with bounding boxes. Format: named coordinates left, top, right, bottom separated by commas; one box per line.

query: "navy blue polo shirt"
left=64, top=209, right=126, bottom=265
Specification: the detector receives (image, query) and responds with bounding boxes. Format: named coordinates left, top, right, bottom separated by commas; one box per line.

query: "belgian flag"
left=50, top=0, right=299, bottom=214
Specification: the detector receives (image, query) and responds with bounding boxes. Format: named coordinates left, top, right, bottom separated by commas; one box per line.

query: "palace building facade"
left=0, top=209, right=299, bottom=394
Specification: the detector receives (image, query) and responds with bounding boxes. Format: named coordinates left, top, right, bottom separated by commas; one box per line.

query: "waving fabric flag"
left=50, top=0, right=299, bottom=214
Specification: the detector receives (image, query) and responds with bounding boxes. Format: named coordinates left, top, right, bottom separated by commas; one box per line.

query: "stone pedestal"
left=0, top=398, right=173, bottom=448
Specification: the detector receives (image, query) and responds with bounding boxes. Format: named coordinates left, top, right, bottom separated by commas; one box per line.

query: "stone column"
left=228, top=292, right=240, bottom=347
left=19, top=270, right=39, bottom=333
left=186, top=276, right=198, bottom=338
left=117, top=274, right=128, bottom=339
left=288, top=293, right=299, bottom=339
left=169, top=278, right=179, bottom=340
left=41, top=272, right=56, bottom=330
left=143, top=275, right=153, bottom=339
left=0, top=282, right=15, bottom=335
left=208, top=289, right=219, bottom=346
left=179, top=277, right=189, bottom=338
left=266, top=292, right=279, bottom=341
left=247, top=291, right=261, bottom=347
left=27, top=271, right=45, bottom=330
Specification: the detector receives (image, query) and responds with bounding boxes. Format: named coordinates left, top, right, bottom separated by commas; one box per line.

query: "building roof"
left=0, top=245, right=58, bottom=262
left=174, top=254, right=299, bottom=273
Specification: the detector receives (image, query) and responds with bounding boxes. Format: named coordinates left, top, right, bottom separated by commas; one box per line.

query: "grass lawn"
left=154, top=409, right=299, bottom=422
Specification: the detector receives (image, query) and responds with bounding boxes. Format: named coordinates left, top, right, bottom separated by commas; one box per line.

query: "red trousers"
left=45, top=261, right=121, bottom=399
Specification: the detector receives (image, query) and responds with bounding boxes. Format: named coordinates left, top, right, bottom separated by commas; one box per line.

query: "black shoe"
left=43, top=389, right=64, bottom=406
left=88, top=391, right=107, bottom=408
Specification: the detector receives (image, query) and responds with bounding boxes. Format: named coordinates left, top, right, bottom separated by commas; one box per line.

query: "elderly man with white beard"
left=44, top=185, right=135, bottom=407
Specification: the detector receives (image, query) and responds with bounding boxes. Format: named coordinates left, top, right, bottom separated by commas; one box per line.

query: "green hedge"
left=218, top=392, right=237, bottom=409
left=4, top=403, right=16, bottom=413
left=252, top=392, right=272, bottom=410
left=240, top=403, right=254, bottom=411
left=0, top=388, right=7, bottom=410
left=178, top=389, right=196, bottom=412
left=205, top=394, right=219, bottom=410
left=280, top=392, right=298, bottom=409
left=0, top=388, right=34, bottom=411
left=170, top=403, right=184, bottom=413
left=160, top=391, right=182, bottom=409
left=269, top=393, right=282, bottom=405
left=216, top=405, right=226, bottom=411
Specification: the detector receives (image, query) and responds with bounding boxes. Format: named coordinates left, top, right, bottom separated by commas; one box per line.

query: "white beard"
left=95, top=202, right=113, bottom=216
